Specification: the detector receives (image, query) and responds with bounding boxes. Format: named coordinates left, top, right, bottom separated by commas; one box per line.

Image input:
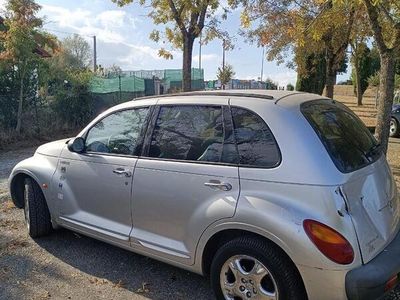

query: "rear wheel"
left=24, top=178, right=52, bottom=238
left=390, top=118, right=399, bottom=137
left=210, top=237, right=307, bottom=300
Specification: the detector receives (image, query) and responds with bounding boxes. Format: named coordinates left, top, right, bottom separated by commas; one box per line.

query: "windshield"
left=301, top=100, right=382, bottom=173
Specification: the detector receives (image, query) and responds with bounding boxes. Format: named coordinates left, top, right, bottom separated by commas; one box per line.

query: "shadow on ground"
left=34, top=228, right=213, bottom=300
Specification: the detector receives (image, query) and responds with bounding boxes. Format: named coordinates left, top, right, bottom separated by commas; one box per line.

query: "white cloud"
left=192, top=53, right=219, bottom=64
left=39, top=4, right=170, bottom=70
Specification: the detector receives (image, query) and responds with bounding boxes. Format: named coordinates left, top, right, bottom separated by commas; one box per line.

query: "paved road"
left=1, top=144, right=400, bottom=300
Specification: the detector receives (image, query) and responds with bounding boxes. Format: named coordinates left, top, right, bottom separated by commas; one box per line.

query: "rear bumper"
left=345, top=229, right=400, bottom=300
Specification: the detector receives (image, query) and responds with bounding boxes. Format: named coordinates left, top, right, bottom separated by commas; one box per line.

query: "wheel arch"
left=200, top=227, right=300, bottom=279
left=10, top=171, right=41, bottom=208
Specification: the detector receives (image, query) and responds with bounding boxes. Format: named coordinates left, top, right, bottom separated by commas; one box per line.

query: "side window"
left=231, top=107, right=280, bottom=167
left=149, top=105, right=224, bottom=162
left=85, top=107, right=149, bottom=155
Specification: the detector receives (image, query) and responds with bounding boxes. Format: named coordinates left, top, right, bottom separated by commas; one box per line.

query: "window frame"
left=229, top=105, right=282, bottom=169
left=141, top=104, right=239, bottom=167
left=81, top=105, right=153, bottom=158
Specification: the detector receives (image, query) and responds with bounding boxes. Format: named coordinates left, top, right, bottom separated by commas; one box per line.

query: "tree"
left=286, top=83, right=294, bottom=91
left=240, top=0, right=355, bottom=98
left=59, top=34, right=92, bottom=70
left=112, top=0, right=234, bottom=92
left=217, top=63, right=235, bottom=89
left=361, top=0, right=400, bottom=154
left=0, top=0, right=44, bottom=134
left=351, top=43, right=373, bottom=105
left=295, top=53, right=326, bottom=94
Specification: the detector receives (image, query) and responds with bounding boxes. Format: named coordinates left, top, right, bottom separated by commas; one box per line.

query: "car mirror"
left=68, top=137, right=85, bottom=153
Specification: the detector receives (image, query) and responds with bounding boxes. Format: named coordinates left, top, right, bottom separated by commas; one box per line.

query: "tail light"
left=303, top=219, right=354, bottom=264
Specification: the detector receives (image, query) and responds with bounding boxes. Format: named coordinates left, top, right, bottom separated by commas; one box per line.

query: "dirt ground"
left=1, top=93, right=400, bottom=300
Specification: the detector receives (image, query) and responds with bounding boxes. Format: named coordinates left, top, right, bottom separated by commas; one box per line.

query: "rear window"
left=301, top=100, right=382, bottom=173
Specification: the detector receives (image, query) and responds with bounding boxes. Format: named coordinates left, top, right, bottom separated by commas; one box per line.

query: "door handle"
left=113, top=168, right=132, bottom=177
left=204, top=181, right=232, bottom=191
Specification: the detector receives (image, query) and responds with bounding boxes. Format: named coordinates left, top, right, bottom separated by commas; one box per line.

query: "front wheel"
left=24, top=178, right=52, bottom=238
left=210, top=237, right=307, bottom=300
left=390, top=118, right=399, bottom=137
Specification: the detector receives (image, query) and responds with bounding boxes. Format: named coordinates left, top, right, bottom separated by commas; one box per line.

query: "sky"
left=0, top=0, right=350, bottom=86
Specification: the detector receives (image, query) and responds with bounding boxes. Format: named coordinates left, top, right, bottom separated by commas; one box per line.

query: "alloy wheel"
left=220, top=255, right=279, bottom=300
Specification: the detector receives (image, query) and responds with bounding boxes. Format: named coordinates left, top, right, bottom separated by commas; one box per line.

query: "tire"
left=390, top=117, right=399, bottom=137
left=24, top=177, right=52, bottom=238
left=210, top=236, right=307, bottom=300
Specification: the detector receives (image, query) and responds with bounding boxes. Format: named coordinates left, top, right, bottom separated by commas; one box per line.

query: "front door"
left=130, top=103, right=240, bottom=264
left=56, top=107, right=150, bottom=245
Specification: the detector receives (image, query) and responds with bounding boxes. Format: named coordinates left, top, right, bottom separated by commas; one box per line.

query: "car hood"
left=393, top=104, right=400, bottom=112
left=36, top=138, right=71, bottom=157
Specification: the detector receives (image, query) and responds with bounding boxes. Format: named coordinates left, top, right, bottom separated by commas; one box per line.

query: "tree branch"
left=363, top=0, right=388, bottom=53
left=197, top=0, right=210, bottom=35
left=334, top=7, right=355, bottom=64
left=378, top=4, right=400, bottom=29
left=167, top=0, right=187, bottom=35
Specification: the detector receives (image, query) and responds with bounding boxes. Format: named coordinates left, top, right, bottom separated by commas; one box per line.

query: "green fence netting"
left=90, top=76, right=145, bottom=94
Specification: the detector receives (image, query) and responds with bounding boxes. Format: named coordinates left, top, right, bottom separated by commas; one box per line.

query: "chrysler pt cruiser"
left=9, top=90, right=400, bottom=300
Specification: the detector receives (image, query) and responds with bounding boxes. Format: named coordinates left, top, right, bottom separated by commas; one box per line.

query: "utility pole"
left=222, top=39, right=226, bottom=90
left=93, top=35, right=97, bottom=72
left=222, top=39, right=226, bottom=71
left=260, top=47, right=265, bottom=84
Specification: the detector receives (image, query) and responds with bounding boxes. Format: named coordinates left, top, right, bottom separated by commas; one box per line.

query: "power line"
left=42, top=27, right=94, bottom=38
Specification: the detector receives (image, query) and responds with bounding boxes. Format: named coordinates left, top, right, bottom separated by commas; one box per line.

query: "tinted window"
left=301, top=100, right=381, bottom=173
left=149, top=105, right=224, bottom=162
left=231, top=107, right=280, bottom=167
left=86, top=108, right=149, bottom=155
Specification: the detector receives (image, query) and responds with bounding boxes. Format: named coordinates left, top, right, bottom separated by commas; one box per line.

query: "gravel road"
left=1, top=141, right=400, bottom=300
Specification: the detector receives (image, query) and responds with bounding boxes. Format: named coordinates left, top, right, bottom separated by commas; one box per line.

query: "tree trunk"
left=375, top=52, right=395, bottom=154
left=355, top=65, right=363, bottom=105
left=182, top=35, right=195, bottom=92
left=15, top=76, right=24, bottom=134
left=325, top=54, right=335, bottom=99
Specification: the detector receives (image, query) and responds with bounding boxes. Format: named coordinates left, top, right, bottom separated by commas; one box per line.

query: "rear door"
left=130, top=102, right=240, bottom=265
left=302, top=100, right=400, bottom=263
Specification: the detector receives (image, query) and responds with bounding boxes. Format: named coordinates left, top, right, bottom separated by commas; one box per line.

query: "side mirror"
left=68, top=137, right=85, bottom=153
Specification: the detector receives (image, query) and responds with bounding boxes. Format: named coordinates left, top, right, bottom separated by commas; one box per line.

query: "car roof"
left=136, top=89, right=303, bottom=102
left=110, top=89, right=330, bottom=112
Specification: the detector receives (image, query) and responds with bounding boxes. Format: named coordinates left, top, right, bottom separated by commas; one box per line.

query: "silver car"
left=8, top=90, right=400, bottom=300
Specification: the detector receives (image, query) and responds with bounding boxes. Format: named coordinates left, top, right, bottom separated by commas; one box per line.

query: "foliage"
left=351, top=43, right=374, bottom=100
left=295, top=53, right=326, bottom=94
left=0, top=1, right=94, bottom=140
left=51, top=34, right=92, bottom=70
left=240, top=0, right=356, bottom=98
left=286, top=83, right=294, bottom=91
left=217, top=64, right=235, bottom=86
left=52, top=70, right=94, bottom=128
left=111, top=0, right=236, bottom=91
left=0, top=0, right=48, bottom=133
left=368, top=73, right=400, bottom=89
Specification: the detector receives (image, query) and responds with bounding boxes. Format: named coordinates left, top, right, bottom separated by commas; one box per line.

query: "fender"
left=9, top=154, right=59, bottom=217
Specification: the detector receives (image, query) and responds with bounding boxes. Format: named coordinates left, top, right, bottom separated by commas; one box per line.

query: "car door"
left=130, top=101, right=240, bottom=265
left=56, top=106, right=150, bottom=246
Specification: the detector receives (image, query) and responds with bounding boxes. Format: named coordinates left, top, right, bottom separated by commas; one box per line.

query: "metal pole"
left=222, top=39, right=226, bottom=90
left=260, top=47, right=265, bottom=84
left=93, top=35, right=97, bottom=72
left=119, top=75, right=121, bottom=102
left=199, top=32, right=202, bottom=71
left=222, top=39, right=225, bottom=71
